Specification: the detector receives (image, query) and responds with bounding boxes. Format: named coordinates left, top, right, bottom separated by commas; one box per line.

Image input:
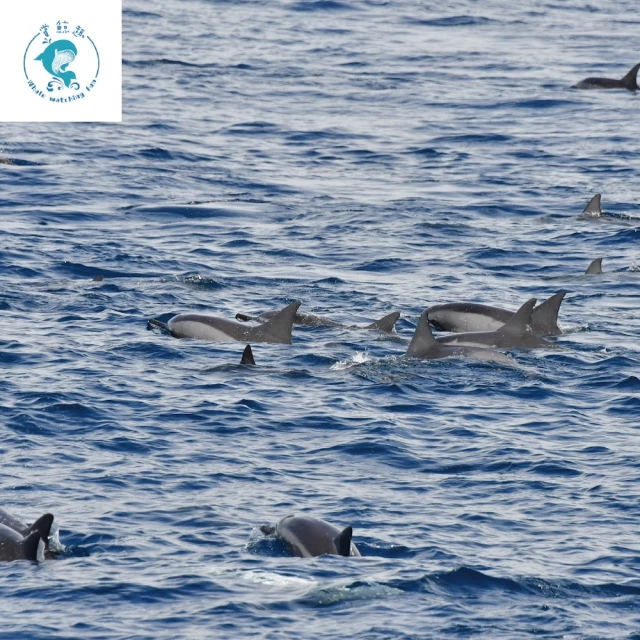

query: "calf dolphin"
left=434, top=299, right=555, bottom=350
left=585, top=258, right=603, bottom=274
left=235, top=309, right=400, bottom=333
left=572, top=63, right=640, bottom=91
left=149, top=301, right=301, bottom=344
left=260, top=514, right=360, bottom=558
left=0, top=508, right=54, bottom=551
left=581, top=194, right=602, bottom=217
left=426, top=291, right=566, bottom=336
left=406, top=312, right=516, bottom=364
left=0, top=524, right=41, bottom=562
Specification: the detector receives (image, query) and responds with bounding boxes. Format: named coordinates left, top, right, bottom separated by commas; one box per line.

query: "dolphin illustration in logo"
left=35, top=39, right=78, bottom=87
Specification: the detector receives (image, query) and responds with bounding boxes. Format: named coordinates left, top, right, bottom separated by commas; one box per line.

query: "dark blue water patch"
left=406, top=15, right=496, bottom=27
left=352, top=258, right=413, bottom=272
left=289, top=0, right=357, bottom=11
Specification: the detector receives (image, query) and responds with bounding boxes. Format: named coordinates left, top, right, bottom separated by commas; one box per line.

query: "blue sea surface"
left=1, top=0, right=639, bottom=638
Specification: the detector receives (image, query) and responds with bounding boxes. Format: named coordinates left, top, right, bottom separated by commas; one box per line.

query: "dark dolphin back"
left=406, top=311, right=438, bottom=357
left=240, top=345, right=256, bottom=365
left=582, top=194, right=602, bottom=216
left=334, top=526, right=354, bottom=557
left=622, top=62, right=640, bottom=90
left=26, top=513, right=54, bottom=549
left=585, top=258, right=603, bottom=274
left=250, top=301, right=301, bottom=344
left=365, top=312, right=400, bottom=332
left=497, top=298, right=536, bottom=337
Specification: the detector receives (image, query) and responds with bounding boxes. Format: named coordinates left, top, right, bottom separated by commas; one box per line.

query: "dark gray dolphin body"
left=235, top=309, right=400, bottom=333
left=150, top=301, right=301, bottom=344
left=0, top=509, right=54, bottom=551
left=585, top=258, right=603, bottom=274
left=0, top=525, right=41, bottom=562
left=434, top=299, right=555, bottom=350
left=426, top=291, right=566, bottom=336
left=260, top=514, right=360, bottom=558
left=240, top=345, right=256, bottom=365
left=572, top=63, right=640, bottom=90
left=581, top=194, right=602, bottom=217
left=406, top=312, right=516, bottom=364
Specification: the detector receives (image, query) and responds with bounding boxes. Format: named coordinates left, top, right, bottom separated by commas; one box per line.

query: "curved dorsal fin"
left=334, top=526, right=353, bottom=557
left=27, top=513, right=54, bottom=548
left=582, top=194, right=602, bottom=216
left=499, top=299, right=537, bottom=336
left=21, top=530, right=41, bottom=562
left=365, top=311, right=400, bottom=332
left=531, top=291, right=566, bottom=335
left=253, top=301, right=301, bottom=344
left=585, top=257, right=603, bottom=274
left=622, top=62, right=640, bottom=90
left=406, top=311, right=437, bottom=357
left=240, top=345, right=256, bottom=365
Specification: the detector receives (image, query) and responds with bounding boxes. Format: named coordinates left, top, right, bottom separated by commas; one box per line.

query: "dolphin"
left=240, top=345, right=256, bottom=365
left=235, top=309, right=400, bottom=332
left=0, top=508, right=54, bottom=551
left=581, top=194, right=602, bottom=217
left=585, top=258, right=603, bottom=274
left=149, top=301, right=301, bottom=344
left=572, top=63, right=640, bottom=91
left=260, top=514, right=360, bottom=558
left=406, top=312, right=516, bottom=364
left=426, top=291, right=566, bottom=336
left=433, top=299, right=555, bottom=350
left=35, top=39, right=78, bottom=88
left=0, top=524, right=41, bottom=562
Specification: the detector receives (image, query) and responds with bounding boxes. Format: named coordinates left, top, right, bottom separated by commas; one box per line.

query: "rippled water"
left=1, top=0, right=639, bottom=638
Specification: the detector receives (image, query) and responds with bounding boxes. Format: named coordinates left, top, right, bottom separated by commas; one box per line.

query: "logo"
left=24, top=20, right=100, bottom=104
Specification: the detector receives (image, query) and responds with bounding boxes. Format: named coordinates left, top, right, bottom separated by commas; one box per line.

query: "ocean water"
left=1, top=0, right=639, bottom=638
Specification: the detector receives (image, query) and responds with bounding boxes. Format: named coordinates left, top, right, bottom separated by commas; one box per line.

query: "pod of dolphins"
left=2, top=58, right=635, bottom=562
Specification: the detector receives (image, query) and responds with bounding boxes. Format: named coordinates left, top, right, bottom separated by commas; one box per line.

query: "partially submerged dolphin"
left=260, top=514, right=360, bottom=558
left=0, top=508, right=54, bottom=551
left=406, top=312, right=516, bottom=365
left=0, top=525, right=41, bottom=562
left=581, top=194, right=602, bottom=217
left=235, top=309, right=400, bottom=333
left=240, top=345, right=256, bottom=365
left=434, top=299, right=555, bottom=350
left=585, top=258, right=603, bottom=274
left=426, top=291, right=566, bottom=336
left=572, top=63, right=640, bottom=91
left=149, top=301, right=301, bottom=344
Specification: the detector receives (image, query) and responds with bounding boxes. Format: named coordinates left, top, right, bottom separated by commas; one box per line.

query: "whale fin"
left=334, top=526, right=353, bottom=557
left=240, top=345, right=256, bottom=366
left=21, top=531, right=41, bottom=562
left=531, top=291, right=566, bottom=335
left=406, top=311, right=438, bottom=357
left=252, top=301, right=301, bottom=344
left=585, top=258, right=603, bottom=274
left=26, top=513, right=54, bottom=549
left=365, top=312, right=400, bottom=332
left=582, top=194, right=602, bottom=217
left=498, top=299, right=537, bottom=337
left=235, top=313, right=256, bottom=323
left=621, top=62, right=640, bottom=90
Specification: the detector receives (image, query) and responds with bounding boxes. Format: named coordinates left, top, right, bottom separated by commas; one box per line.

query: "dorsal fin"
left=622, top=62, right=640, bottom=90
left=582, top=194, right=602, bottom=216
left=498, top=298, right=537, bottom=336
left=585, top=258, right=603, bottom=274
left=252, top=301, right=301, bottom=344
left=334, top=526, right=353, bottom=557
left=26, top=513, right=54, bottom=549
left=20, top=530, right=41, bottom=562
left=406, top=311, right=437, bottom=357
left=240, top=345, right=256, bottom=365
left=531, top=291, right=566, bottom=335
left=365, top=311, right=400, bottom=332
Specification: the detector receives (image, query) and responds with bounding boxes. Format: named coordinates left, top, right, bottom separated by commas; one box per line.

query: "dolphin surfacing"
left=0, top=508, right=54, bottom=552
left=235, top=309, right=400, bottom=332
left=261, top=514, right=360, bottom=558
left=434, top=299, right=555, bottom=350
left=0, top=525, right=41, bottom=562
left=585, top=258, right=603, bottom=274
left=156, top=301, right=301, bottom=344
left=572, top=63, right=640, bottom=91
left=581, top=194, right=603, bottom=218
left=426, top=291, right=566, bottom=336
